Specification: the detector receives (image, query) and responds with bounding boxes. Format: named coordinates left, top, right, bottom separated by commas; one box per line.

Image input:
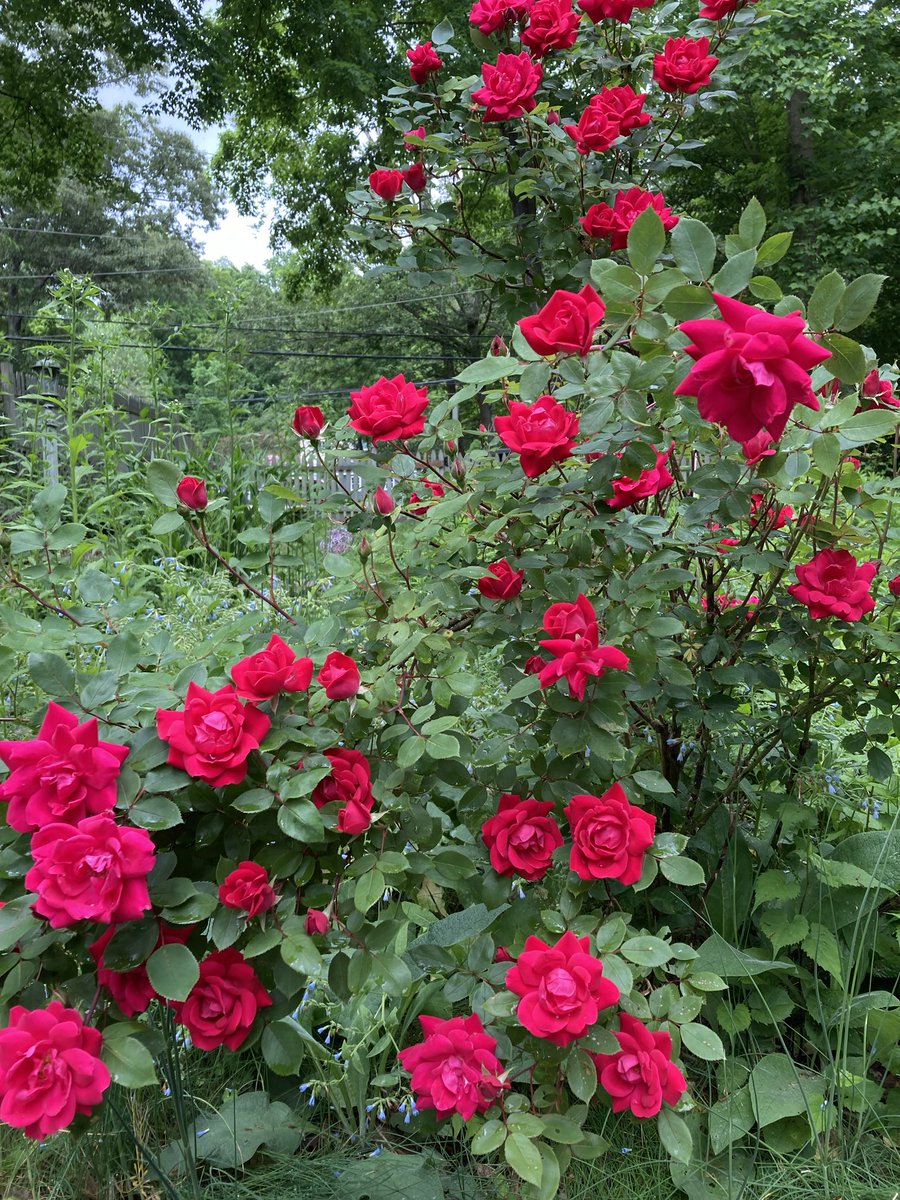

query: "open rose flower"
left=518, top=285, right=604, bottom=357
left=507, top=931, right=620, bottom=1045
left=89, top=922, right=193, bottom=1017
left=231, top=633, right=314, bottom=702
left=478, top=559, right=525, bottom=600
left=749, top=493, right=793, bottom=530
left=481, top=794, right=564, bottom=880
left=564, top=86, right=649, bottom=153
left=0, top=702, right=129, bottom=833
left=608, top=447, right=675, bottom=510
left=653, top=35, right=719, bottom=94
left=402, top=161, right=427, bottom=192
left=219, top=861, right=277, bottom=918
left=582, top=188, right=678, bottom=251
left=788, top=548, right=877, bottom=621
left=0, top=1002, right=111, bottom=1138
left=674, top=293, right=832, bottom=443
left=860, top=369, right=898, bottom=409
left=349, top=374, right=429, bottom=442
left=538, top=599, right=629, bottom=700
left=311, top=747, right=375, bottom=834
left=592, top=1013, right=687, bottom=1117
left=471, top=51, right=543, bottom=122
left=398, top=1013, right=507, bottom=1120
left=471, top=0, right=535, bottom=33
left=175, top=476, right=207, bottom=510
left=578, top=0, right=655, bottom=21
left=368, top=169, right=404, bottom=202
left=407, top=41, right=443, bottom=85
left=317, top=651, right=360, bottom=700
left=26, top=815, right=155, bottom=928
left=495, top=395, right=580, bottom=478
left=410, top=478, right=445, bottom=515
left=543, top=593, right=598, bottom=639
left=521, top=0, right=581, bottom=57
left=170, top=949, right=272, bottom=1051
left=700, top=0, right=758, bottom=19
left=157, top=682, right=270, bottom=788
left=566, top=784, right=656, bottom=885
left=291, top=405, right=325, bottom=438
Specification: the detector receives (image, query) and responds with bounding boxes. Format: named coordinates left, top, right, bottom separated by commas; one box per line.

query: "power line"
left=0, top=266, right=214, bottom=281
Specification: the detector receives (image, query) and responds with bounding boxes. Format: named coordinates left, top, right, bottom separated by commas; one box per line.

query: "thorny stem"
left=186, top=516, right=297, bottom=624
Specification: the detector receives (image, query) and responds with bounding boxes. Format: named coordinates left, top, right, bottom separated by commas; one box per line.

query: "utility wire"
left=0, top=313, right=488, bottom=340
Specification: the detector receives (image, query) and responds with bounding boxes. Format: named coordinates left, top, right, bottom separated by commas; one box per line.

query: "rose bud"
left=889, top=576, right=900, bottom=598
left=374, top=486, right=396, bottom=516
left=292, top=405, right=325, bottom=439
left=305, top=909, right=331, bottom=936
left=359, top=536, right=371, bottom=561
left=490, top=335, right=508, bottom=357
left=494, top=946, right=513, bottom=963
left=175, top=476, right=208, bottom=511
left=546, top=109, right=560, bottom=125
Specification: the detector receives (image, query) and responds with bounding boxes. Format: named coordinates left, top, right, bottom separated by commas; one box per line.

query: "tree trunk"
left=787, top=89, right=815, bottom=206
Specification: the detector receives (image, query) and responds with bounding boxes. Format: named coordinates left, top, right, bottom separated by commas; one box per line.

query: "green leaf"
left=322, top=551, right=357, bottom=578
left=471, top=1118, right=507, bottom=1155
left=627, top=206, right=666, bottom=277
left=807, top=271, right=846, bottom=331
left=146, top=943, right=199, bottom=1002
left=397, top=736, right=426, bottom=768
left=280, top=917, right=323, bottom=976
left=759, top=911, right=809, bottom=956
left=188, top=1091, right=303, bottom=1168
left=802, top=922, right=844, bottom=985
left=680, top=1022, right=725, bottom=1061
left=620, top=935, right=671, bottom=968
left=540, top=1114, right=584, bottom=1144
left=150, top=511, right=184, bottom=535
left=753, top=870, right=800, bottom=910
left=32, top=483, right=67, bottom=528
left=354, top=867, right=385, bottom=913
left=834, top=273, right=886, bottom=332
left=431, top=17, right=454, bottom=43
left=657, top=1108, right=692, bottom=1164
left=820, top=333, right=867, bottom=384
left=519, top=361, right=552, bottom=404
left=670, top=218, right=717, bottom=281
left=424, top=732, right=460, bottom=759
left=277, top=799, right=326, bottom=843
left=712, top=249, right=756, bottom=297
left=262, top=1016, right=328, bottom=1074
left=414, top=903, right=507, bottom=947
left=738, top=197, right=766, bottom=247
left=694, top=933, right=793, bottom=978
left=129, top=794, right=183, bottom=831
left=146, top=459, right=183, bottom=507
left=867, top=746, right=893, bottom=782
left=505, top=1132, right=543, bottom=1187
left=748, top=1054, right=823, bottom=1127
left=565, top=1048, right=597, bottom=1102
left=28, top=651, right=75, bottom=698
left=664, top=285, right=715, bottom=321
left=811, top=432, right=841, bottom=477
left=708, top=1086, right=755, bottom=1154
left=748, top=275, right=783, bottom=302
left=660, top=857, right=705, bottom=886
left=754, top=231, right=792, bottom=268
left=456, top=357, right=518, bottom=385
left=838, top=407, right=900, bottom=448
left=101, top=1030, right=157, bottom=1088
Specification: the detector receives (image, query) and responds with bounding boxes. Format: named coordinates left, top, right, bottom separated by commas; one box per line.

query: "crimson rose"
left=171, top=949, right=272, bottom=1051
left=593, top=1013, right=687, bottom=1117
left=481, top=794, right=564, bottom=880
left=348, top=373, right=429, bottom=442
left=518, top=284, right=604, bottom=356
left=369, top=169, right=404, bottom=201
left=402, top=161, right=427, bottom=192
left=564, top=86, right=649, bottom=153
left=305, top=909, right=331, bottom=936
left=478, top=559, right=525, bottom=600
left=608, top=447, right=675, bottom=510
left=653, top=36, right=719, bottom=94
left=175, top=476, right=207, bottom=510
left=543, top=593, right=597, bottom=639
left=507, top=931, right=619, bottom=1045
left=521, top=0, right=581, bottom=57
left=861, top=368, right=897, bottom=408
left=317, top=651, right=361, bottom=700
left=700, top=0, right=757, bottom=18
left=565, top=784, right=656, bottom=885
left=582, top=187, right=677, bottom=251
left=157, top=682, right=270, bottom=787
left=890, top=576, right=900, bottom=598
left=399, top=1014, right=507, bottom=1120
left=291, top=405, right=324, bottom=438
left=219, top=861, right=277, bottom=918
left=312, top=748, right=375, bottom=834
left=471, top=51, right=543, bottom=122
left=749, top=493, right=793, bottom=530
left=470, top=0, right=534, bottom=34
left=578, top=0, right=655, bottom=20
left=0, top=701, right=129, bottom=833
left=231, top=633, right=314, bottom=702
left=0, top=1002, right=110, bottom=1138
left=788, top=548, right=877, bottom=621
left=495, top=394, right=580, bottom=478
left=407, top=41, right=443, bottom=84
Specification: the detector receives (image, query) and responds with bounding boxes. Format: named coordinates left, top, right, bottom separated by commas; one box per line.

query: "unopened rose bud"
left=305, top=909, right=331, bottom=936
left=374, top=486, right=395, bottom=516
left=446, top=439, right=456, bottom=453
left=490, top=335, right=508, bottom=357
left=359, top=536, right=371, bottom=561
left=494, top=946, right=513, bottom=963
left=546, top=110, right=560, bottom=126
left=890, top=575, right=900, bottom=598
left=175, top=476, right=208, bottom=511
left=452, top=455, right=466, bottom=479
left=292, top=405, right=325, bottom=439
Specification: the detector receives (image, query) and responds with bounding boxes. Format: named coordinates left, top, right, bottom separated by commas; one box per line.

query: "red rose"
left=410, top=478, right=445, bottom=515
left=521, top=0, right=581, bottom=57
left=578, top=0, right=655, bottom=21
left=582, top=188, right=678, bottom=251
left=564, top=86, right=649, bottom=153
left=171, top=949, right=272, bottom=1051
left=398, top=1013, right=507, bottom=1120
left=478, top=559, right=525, bottom=600
left=699, top=0, right=758, bottom=18
left=317, top=651, right=361, bottom=700
left=861, top=368, right=898, bottom=408
left=788, top=548, right=877, bottom=621
left=175, top=476, right=207, bottom=511
left=26, top=815, right=155, bottom=928
left=674, top=293, right=831, bottom=443
left=470, top=0, right=534, bottom=34
left=741, top=429, right=778, bottom=464
left=369, top=169, right=404, bottom=201
left=471, top=51, right=543, bottom=122
left=374, top=486, right=396, bottom=515
left=219, top=861, right=276, bottom=918
left=889, top=576, right=900, bottom=598
left=749, top=493, right=793, bottom=530
left=593, top=1013, right=687, bottom=1117
left=0, top=702, right=129, bottom=833
left=402, top=161, right=427, bottom=192
left=538, top=595, right=629, bottom=700
left=543, top=593, right=597, bottom=639
left=305, top=908, right=331, bottom=936
left=524, top=654, right=548, bottom=675
left=292, top=405, right=324, bottom=439
left=609, top=446, right=675, bottom=510
left=312, top=747, right=374, bottom=834
left=89, top=922, right=192, bottom=1017
left=518, top=285, right=604, bottom=357
left=407, top=41, right=443, bottom=85
left=507, top=931, right=619, bottom=1045
left=494, top=945, right=514, bottom=963
left=718, top=537, right=741, bottom=552
left=349, top=373, right=429, bottom=442
left=481, top=793, right=563, bottom=880
left=157, top=682, right=270, bottom=788
left=404, top=125, right=427, bottom=143
left=565, top=784, right=656, bottom=885
left=0, top=1001, right=110, bottom=1138
left=230, top=633, right=314, bottom=703
left=653, top=36, right=719, bottom=94
left=495, top=395, right=580, bottom=478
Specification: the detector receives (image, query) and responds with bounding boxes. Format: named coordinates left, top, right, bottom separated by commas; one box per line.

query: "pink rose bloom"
left=89, top=922, right=193, bottom=1017
left=518, top=285, right=605, bottom=357
left=481, top=794, right=563, bottom=880
left=311, top=748, right=375, bottom=835
left=0, top=1002, right=111, bottom=1138
left=675, top=293, right=832, bottom=443
left=0, top=702, right=129, bottom=833
left=699, top=0, right=758, bottom=19
left=157, top=682, right=270, bottom=788
left=565, top=784, right=656, bottom=885
left=470, top=0, right=534, bottom=35
left=788, top=548, right=877, bottom=621
left=399, top=1013, right=507, bottom=1120
left=578, top=0, right=655, bottom=21
left=538, top=599, right=629, bottom=701
left=26, top=815, right=155, bottom=928
left=471, top=51, right=544, bottom=122
left=495, top=395, right=580, bottom=477
left=317, top=651, right=361, bottom=700
left=507, top=931, right=620, bottom=1045
left=582, top=188, right=678, bottom=251
left=592, top=1013, right=687, bottom=1117
left=608, top=447, right=675, bottom=510
left=230, top=633, right=314, bottom=703
left=219, top=861, right=277, bottom=918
